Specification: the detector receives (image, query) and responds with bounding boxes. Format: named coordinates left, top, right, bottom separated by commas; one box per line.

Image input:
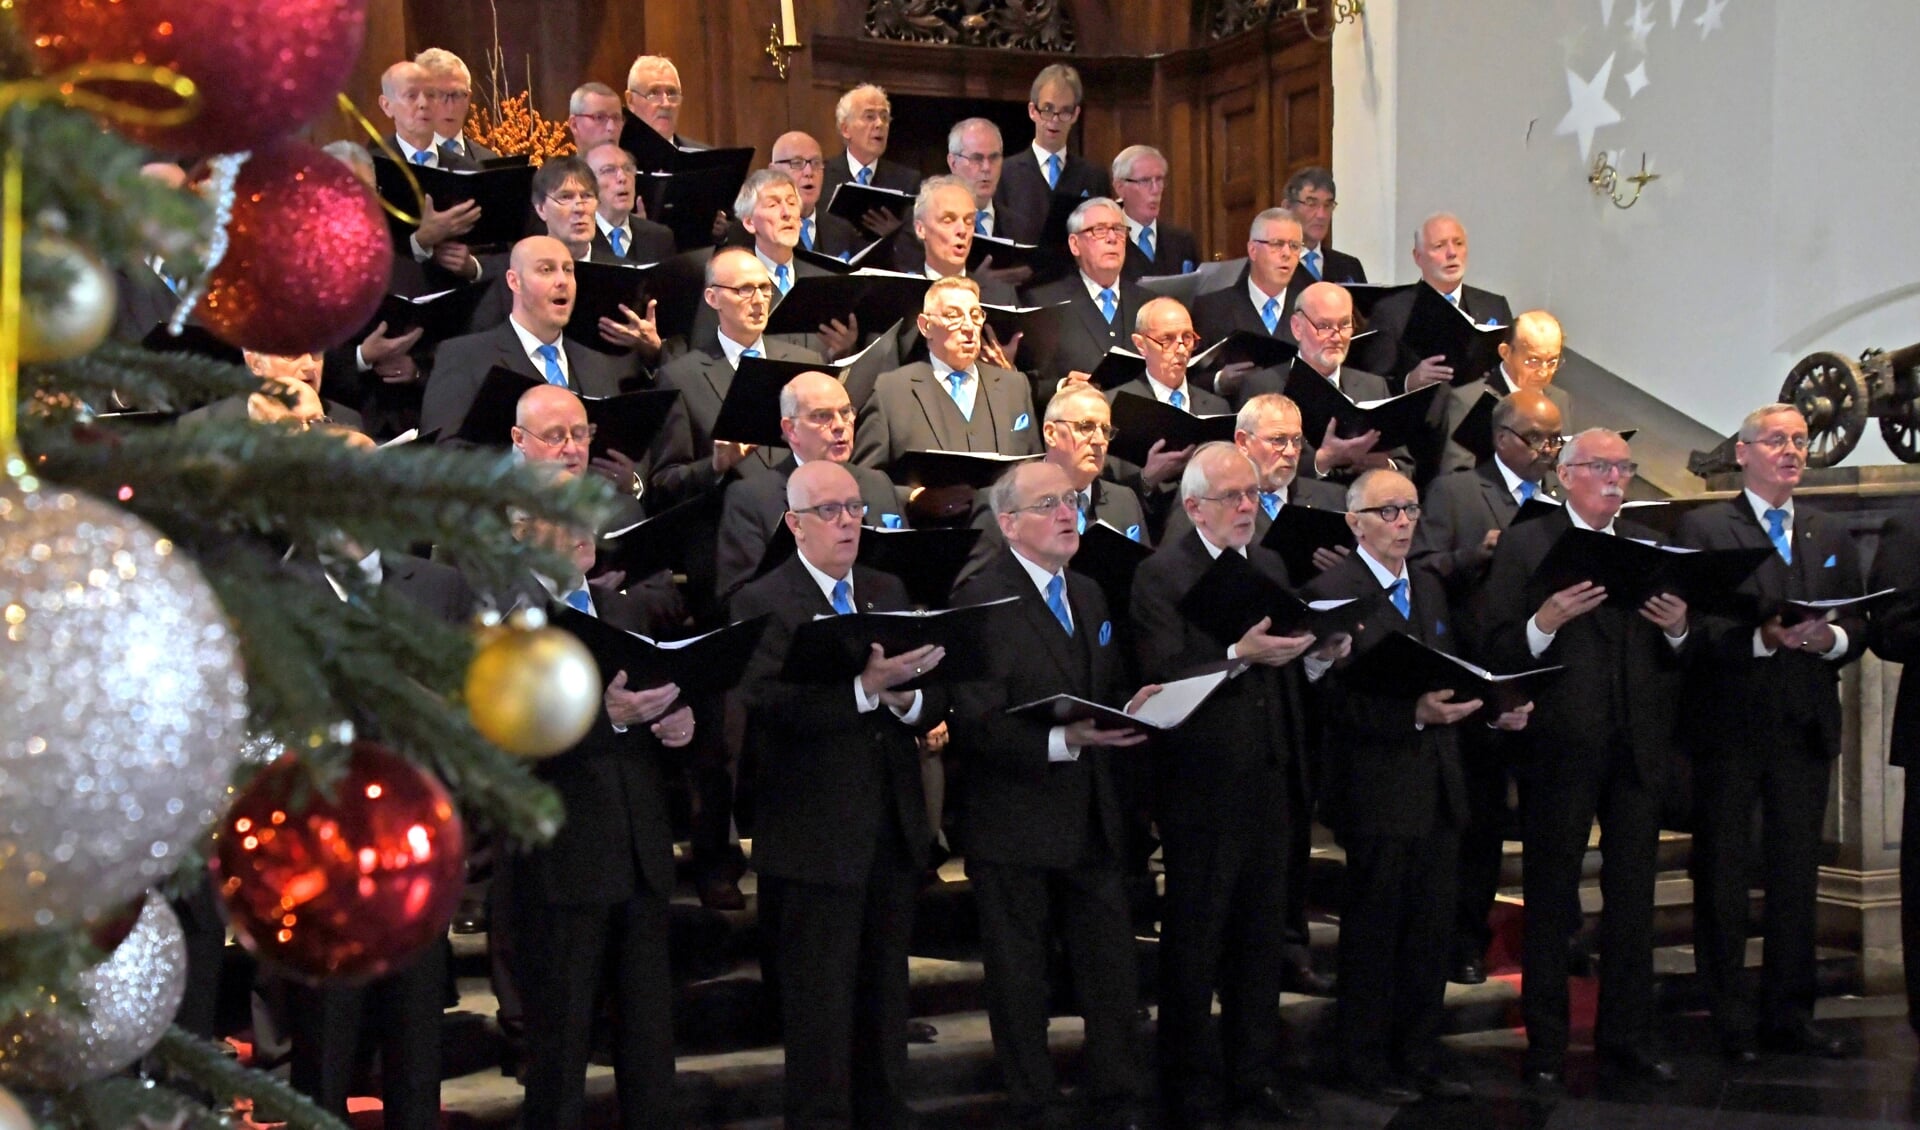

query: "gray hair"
left=947, top=117, right=1002, bottom=156
left=1067, top=196, right=1124, bottom=236
left=1180, top=441, right=1253, bottom=504
left=413, top=47, right=471, bottom=86
left=1029, top=64, right=1084, bottom=106
left=913, top=174, right=974, bottom=225
left=1345, top=467, right=1412, bottom=511
left=1111, top=144, right=1165, bottom=184
left=1558, top=427, right=1624, bottom=467
left=986, top=460, right=1048, bottom=517
left=1235, top=393, right=1300, bottom=434
left=1249, top=206, right=1303, bottom=241
left=1283, top=166, right=1336, bottom=203
left=569, top=82, right=619, bottom=114
left=625, top=56, right=679, bottom=94
left=734, top=167, right=799, bottom=220
left=1045, top=383, right=1108, bottom=424
left=1738, top=403, right=1804, bottom=442
left=835, top=83, right=889, bottom=131
left=704, top=246, right=759, bottom=288
left=1413, top=211, right=1463, bottom=250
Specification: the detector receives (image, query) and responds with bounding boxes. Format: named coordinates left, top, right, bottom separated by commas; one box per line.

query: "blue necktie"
left=1097, top=288, right=1117, bottom=324
left=1261, top=492, right=1281, bottom=520
left=1075, top=497, right=1088, bottom=534
left=775, top=264, right=791, bottom=296
left=1447, top=292, right=1460, bottom=307
left=1388, top=577, right=1410, bottom=618
left=1045, top=153, right=1061, bottom=189
left=946, top=370, right=972, bottom=419
left=1137, top=227, right=1155, bottom=261
left=1261, top=296, right=1281, bottom=334
left=410, top=149, right=430, bottom=166
left=975, top=211, right=989, bottom=235
left=831, top=578, right=854, bottom=615
left=1519, top=480, right=1536, bottom=502
left=1765, top=508, right=1792, bottom=564
left=535, top=343, right=565, bottom=386
left=608, top=227, right=627, bottom=258
left=1303, top=249, right=1321, bottom=279
left=1045, top=575, right=1073, bottom=636
left=1169, top=389, right=1185, bottom=412
left=741, top=347, right=761, bottom=360
left=856, top=166, right=872, bottom=186
left=563, top=588, right=593, bottom=614
left=801, top=217, right=815, bottom=251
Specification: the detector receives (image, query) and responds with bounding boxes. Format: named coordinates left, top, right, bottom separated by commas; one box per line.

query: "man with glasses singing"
left=414, top=48, right=494, bottom=163
left=745, top=131, right=861, bottom=259
left=822, top=83, right=921, bottom=240
left=1353, top=213, right=1514, bottom=391
left=1432, top=309, right=1575, bottom=481
left=1025, top=197, right=1151, bottom=399
left=1113, top=144, right=1198, bottom=281
left=1193, top=208, right=1307, bottom=402
left=1675, top=405, right=1863, bottom=1062
left=1484, top=428, right=1692, bottom=1090
left=584, top=143, right=675, bottom=265
left=1248, top=281, right=1410, bottom=483
left=997, top=64, right=1112, bottom=244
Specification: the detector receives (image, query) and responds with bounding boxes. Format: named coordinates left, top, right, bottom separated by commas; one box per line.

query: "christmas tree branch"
left=26, top=341, right=262, bottom=414
left=67, top=1075, right=230, bottom=1130
left=149, top=1027, right=351, bottom=1130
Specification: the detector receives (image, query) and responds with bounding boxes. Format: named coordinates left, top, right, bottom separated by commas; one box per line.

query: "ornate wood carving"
left=863, top=0, right=1077, bottom=53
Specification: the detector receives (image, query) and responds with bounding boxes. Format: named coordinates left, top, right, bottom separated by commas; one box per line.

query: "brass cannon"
left=1780, top=343, right=1920, bottom=467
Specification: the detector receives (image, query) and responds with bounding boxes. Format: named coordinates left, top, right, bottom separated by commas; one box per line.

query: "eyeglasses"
left=1565, top=459, right=1638, bottom=478
left=711, top=282, right=775, bottom=301
left=1747, top=433, right=1811, bottom=453
left=1052, top=419, right=1118, bottom=441
left=1289, top=194, right=1338, bottom=212
left=952, top=150, right=1003, bottom=167
left=1118, top=175, right=1167, bottom=188
left=854, top=110, right=892, bottom=125
left=792, top=499, right=869, bottom=522
left=1355, top=502, right=1422, bottom=522
left=1012, top=493, right=1081, bottom=517
left=1253, top=433, right=1307, bottom=451
left=1296, top=314, right=1354, bottom=336
left=630, top=85, right=682, bottom=105
left=524, top=424, right=596, bottom=448
left=794, top=406, right=856, bottom=426
left=427, top=89, right=470, bottom=103
left=773, top=157, right=825, bottom=172
left=933, top=308, right=986, bottom=329
left=1032, top=103, right=1078, bottom=122
left=1196, top=487, right=1262, bottom=507
left=1516, top=355, right=1563, bottom=373
left=1076, top=223, right=1129, bottom=242
left=545, top=191, right=598, bottom=209
left=1139, top=331, right=1199, bottom=353
left=592, top=162, right=638, bottom=178
left=1500, top=426, right=1566, bottom=454
left=572, top=111, right=622, bottom=126
left=1251, top=237, right=1307, bottom=254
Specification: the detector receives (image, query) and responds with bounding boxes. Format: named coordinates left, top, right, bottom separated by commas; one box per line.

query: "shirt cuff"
left=1821, top=624, right=1850, bottom=661
left=1303, top=655, right=1333, bottom=683
left=1047, top=725, right=1079, bottom=763
left=1226, top=644, right=1240, bottom=662
left=854, top=676, right=879, bottom=713
left=409, top=233, right=430, bottom=261
left=611, top=722, right=627, bottom=734
left=355, top=345, right=371, bottom=372
left=1526, top=615, right=1555, bottom=658
left=1665, top=629, right=1688, bottom=650
left=1753, top=627, right=1776, bottom=658
left=890, top=689, right=925, bottom=725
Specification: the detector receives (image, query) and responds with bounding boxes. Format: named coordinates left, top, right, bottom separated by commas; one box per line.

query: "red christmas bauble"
left=198, top=140, right=392, bottom=355
left=12, top=0, right=367, bottom=157
left=211, top=742, right=465, bottom=984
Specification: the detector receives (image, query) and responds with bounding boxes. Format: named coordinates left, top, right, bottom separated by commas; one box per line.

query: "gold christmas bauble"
left=465, top=624, right=601, bottom=757
left=20, top=235, right=117, bottom=362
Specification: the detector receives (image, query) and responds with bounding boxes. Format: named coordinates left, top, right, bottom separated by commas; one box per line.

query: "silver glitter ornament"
left=0, top=483, right=249, bottom=931
left=0, top=893, right=186, bottom=1087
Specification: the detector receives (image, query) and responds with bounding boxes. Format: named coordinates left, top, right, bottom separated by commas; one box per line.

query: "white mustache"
left=1600, top=484, right=1624, bottom=498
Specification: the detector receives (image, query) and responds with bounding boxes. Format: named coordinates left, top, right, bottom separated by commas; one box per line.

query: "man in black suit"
left=821, top=83, right=921, bottom=241
left=1483, top=428, right=1692, bottom=1088
left=944, top=118, right=1031, bottom=251
left=716, top=371, right=905, bottom=600
left=415, top=48, right=497, bottom=163
left=950, top=460, right=1158, bottom=1130
left=1676, top=404, right=1863, bottom=1061
left=1281, top=167, right=1367, bottom=290
left=1305, top=468, right=1530, bottom=1103
left=769, top=130, right=863, bottom=259
left=691, top=169, right=855, bottom=358
left=731, top=460, right=950, bottom=1130
left=1192, top=207, right=1306, bottom=404
left=586, top=143, right=676, bottom=264
left=377, top=60, right=478, bottom=172
left=1023, top=197, right=1149, bottom=402
left=1866, top=507, right=1920, bottom=1035
left=1132, top=443, right=1335, bottom=1128
left=1103, top=296, right=1226, bottom=538
left=996, top=63, right=1112, bottom=245
left=1270, top=281, right=1410, bottom=483
left=853, top=276, right=1043, bottom=475
left=1430, top=309, right=1575, bottom=480
left=1350, top=212, right=1513, bottom=390
left=624, top=55, right=705, bottom=150
left=886, top=174, right=1021, bottom=308
left=1410, top=389, right=1565, bottom=984
left=287, top=531, right=476, bottom=1130
left=421, top=235, right=646, bottom=441
left=1113, top=145, right=1199, bottom=281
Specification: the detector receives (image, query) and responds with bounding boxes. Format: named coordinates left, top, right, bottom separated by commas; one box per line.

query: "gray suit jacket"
left=714, top=455, right=905, bottom=601
left=852, top=360, right=1044, bottom=474
left=1410, top=458, right=1560, bottom=659
left=421, top=321, right=641, bottom=442
left=646, top=338, right=822, bottom=506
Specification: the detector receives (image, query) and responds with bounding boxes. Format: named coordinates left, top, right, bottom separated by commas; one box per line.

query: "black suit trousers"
left=1904, top=782, right=1920, bottom=1033
left=1519, top=748, right=1660, bottom=1062
left=1157, top=816, right=1290, bottom=1114
left=287, top=939, right=447, bottom=1130
left=1691, top=747, right=1831, bottom=1036
left=512, top=889, right=676, bottom=1130
left=970, top=858, right=1141, bottom=1117
left=772, top=838, right=921, bottom=1130
left=1453, top=733, right=1512, bottom=957
left=1336, top=829, right=1458, bottom=1075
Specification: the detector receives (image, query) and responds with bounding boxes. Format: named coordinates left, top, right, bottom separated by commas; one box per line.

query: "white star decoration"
left=1628, top=0, right=1656, bottom=47
left=1669, top=0, right=1688, bottom=25
left=1624, top=60, right=1650, bottom=96
left=1600, top=0, right=1617, bottom=25
left=1695, top=0, right=1728, bottom=38
left=1556, top=53, right=1623, bottom=161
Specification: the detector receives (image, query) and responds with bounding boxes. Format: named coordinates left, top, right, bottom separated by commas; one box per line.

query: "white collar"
left=1745, top=488, right=1793, bottom=527
left=595, top=213, right=632, bottom=239
left=1491, top=361, right=1519, bottom=395
left=321, top=547, right=383, bottom=602
left=1149, top=375, right=1194, bottom=409
left=756, top=246, right=796, bottom=279
left=924, top=262, right=966, bottom=282
left=796, top=550, right=853, bottom=607
left=1125, top=215, right=1157, bottom=242
left=718, top=332, right=769, bottom=369
left=847, top=152, right=876, bottom=179
left=930, top=354, right=978, bottom=384
left=1261, top=483, right=1291, bottom=506
left=1195, top=527, right=1247, bottom=559
left=1567, top=505, right=1617, bottom=535
left=1492, top=455, right=1530, bottom=500
left=507, top=315, right=565, bottom=366
left=1248, top=275, right=1287, bottom=309
left=394, top=134, right=438, bottom=165
left=534, top=570, right=595, bottom=615
left=1080, top=270, right=1121, bottom=305
left=1355, top=543, right=1408, bottom=589
left=1032, top=141, right=1066, bottom=168
left=1008, top=545, right=1068, bottom=603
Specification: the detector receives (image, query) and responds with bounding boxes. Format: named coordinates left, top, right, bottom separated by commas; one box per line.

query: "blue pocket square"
left=1014, top=413, right=1031, bottom=430
left=1824, top=554, right=1837, bottom=568
left=1125, top=524, right=1142, bottom=542
left=1435, top=619, right=1447, bottom=636
left=1098, top=621, right=1112, bottom=646
left=1181, top=260, right=1195, bottom=274
left=880, top=514, right=904, bottom=530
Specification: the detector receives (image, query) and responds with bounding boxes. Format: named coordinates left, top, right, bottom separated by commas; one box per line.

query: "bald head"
left=1501, top=310, right=1565, bottom=390
left=378, top=62, right=435, bottom=148
left=512, top=385, right=590, bottom=476
left=506, top=236, right=576, bottom=338
left=779, top=371, right=856, bottom=463
left=786, top=459, right=864, bottom=577
left=1291, top=282, right=1355, bottom=375
left=772, top=131, right=827, bottom=214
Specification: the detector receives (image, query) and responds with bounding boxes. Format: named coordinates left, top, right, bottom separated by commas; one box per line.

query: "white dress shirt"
left=1147, top=375, right=1196, bottom=411
left=1009, top=547, right=1083, bottom=763
left=845, top=153, right=877, bottom=184
left=1248, top=277, right=1289, bottom=324
left=1492, top=455, right=1533, bottom=507
left=1744, top=490, right=1848, bottom=660
left=508, top=316, right=571, bottom=385
left=718, top=331, right=771, bottom=370
left=930, top=355, right=981, bottom=419
left=796, top=552, right=925, bottom=722
left=1125, top=216, right=1158, bottom=251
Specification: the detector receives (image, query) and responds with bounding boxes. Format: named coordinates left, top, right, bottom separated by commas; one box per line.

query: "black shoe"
left=1341, top=1070, right=1420, bottom=1105
left=1450, top=956, right=1487, bottom=985
left=1238, top=1083, right=1317, bottom=1122
left=1759, top=1020, right=1853, bottom=1059
left=1406, top=1067, right=1473, bottom=1100
left=1721, top=1031, right=1760, bottom=1064
left=1600, top=1046, right=1678, bottom=1083
left=1280, top=960, right=1335, bottom=996
left=907, top=1019, right=938, bottom=1044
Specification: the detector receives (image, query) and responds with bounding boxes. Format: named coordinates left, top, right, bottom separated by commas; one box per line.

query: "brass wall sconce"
left=1589, top=151, right=1660, bottom=209
left=767, top=0, right=802, bottom=80
left=1288, top=0, right=1365, bottom=41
